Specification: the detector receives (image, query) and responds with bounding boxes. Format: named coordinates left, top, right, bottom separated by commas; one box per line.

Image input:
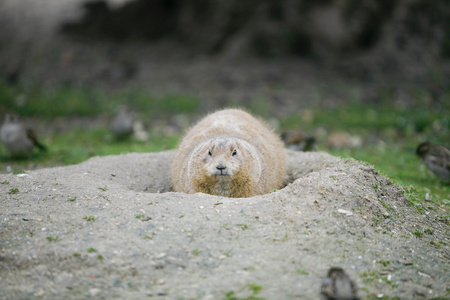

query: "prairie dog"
left=171, top=109, right=287, bottom=198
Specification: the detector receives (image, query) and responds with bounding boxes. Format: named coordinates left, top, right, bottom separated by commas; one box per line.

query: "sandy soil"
left=1, top=150, right=448, bottom=299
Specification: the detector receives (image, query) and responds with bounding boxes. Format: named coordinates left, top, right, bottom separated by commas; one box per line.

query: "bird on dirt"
left=109, top=105, right=137, bottom=140
left=281, top=130, right=316, bottom=151
left=0, top=114, right=46, bottom=157
left=320, top=267, right=360, bottom=300
left=416, top=142, right=450, bottom=180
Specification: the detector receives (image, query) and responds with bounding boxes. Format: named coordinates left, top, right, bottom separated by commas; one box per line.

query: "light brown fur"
left=171, top=109, right=287, bottom=198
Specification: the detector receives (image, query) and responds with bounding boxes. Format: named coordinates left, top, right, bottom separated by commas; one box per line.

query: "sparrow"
left=109, top=105, right=137, bottom=139
left=281, top=130, right=316, bottom=151
left=320, top=267, right=360, bottom=300
left=0, top=114, right=46, bottom=157
left=416, top=141, right=450, bottom=180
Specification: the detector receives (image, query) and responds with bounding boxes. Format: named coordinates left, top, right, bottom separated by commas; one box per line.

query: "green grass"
left=280, top=91, right=450, bottom=215
left=223, top=283, right=265, bottom=300
left=296, top=269, right=309, bottom=275
left=0, top=80, right=194, bottom=170
left=0, top=125, right=179, bottom=171
left=330, top=143, right=450, bottom=211
left=413, top=230, right=424, bottom=237
left=192, top=248, right=202, bottom=256
left=0, top=81, right=449, bottom=215
left=0, top=81, right=199, bottom=118
left=47, top=236, right=61, bottom=242
left=8, top=187, right=19, bottom=194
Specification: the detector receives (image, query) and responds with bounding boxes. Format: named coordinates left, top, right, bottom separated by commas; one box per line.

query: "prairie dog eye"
left=208, top=150, right=212, bottom=156
left=232, top=149, right=237, bottom=156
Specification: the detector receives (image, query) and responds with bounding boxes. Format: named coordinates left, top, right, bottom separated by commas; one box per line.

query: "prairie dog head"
left=187, top=136, right=262, bottom=196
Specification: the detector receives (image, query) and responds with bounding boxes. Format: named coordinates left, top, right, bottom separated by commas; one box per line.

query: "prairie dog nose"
left=216, top=164, right=226, bottom=170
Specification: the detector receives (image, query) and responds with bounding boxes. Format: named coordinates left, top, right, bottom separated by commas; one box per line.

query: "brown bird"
left=0, top=114, right=46, bottom=157
left=281, top=130, right=316, bottom=151
left=320, top=267, right=360, bottom=300
left=416, top=142, right=450, bottom=180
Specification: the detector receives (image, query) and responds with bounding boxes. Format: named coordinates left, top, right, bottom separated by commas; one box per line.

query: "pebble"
left=338, top=208, right=353, bottom=216
left=418, top=271, right=431, bottom=278
left=89, top=288, right=100, bottom=296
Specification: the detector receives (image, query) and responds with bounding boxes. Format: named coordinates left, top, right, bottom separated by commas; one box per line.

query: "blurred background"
left=0, top=0, right=449, bottom=210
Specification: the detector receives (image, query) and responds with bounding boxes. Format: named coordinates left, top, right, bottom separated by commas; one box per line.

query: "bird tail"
left=27, top=129, right=47, bottom=151
left=34, top=140, right=47, bottom=151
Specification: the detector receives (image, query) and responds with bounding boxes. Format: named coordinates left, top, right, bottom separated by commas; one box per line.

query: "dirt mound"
left=0, top=150, right=448, bottom=299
